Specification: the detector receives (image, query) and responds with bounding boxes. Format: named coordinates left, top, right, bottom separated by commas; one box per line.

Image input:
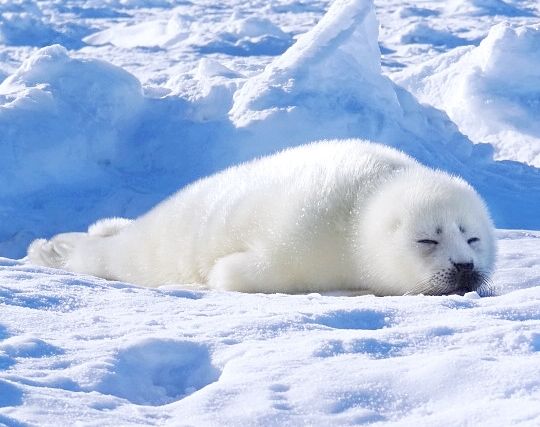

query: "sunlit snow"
left=0, top=0, right=539, bottom=425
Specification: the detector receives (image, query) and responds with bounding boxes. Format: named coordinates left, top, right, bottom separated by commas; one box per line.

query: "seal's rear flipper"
left=26, top=217, right=132, bottom=271
left=27, top=232, right=88, bottom=270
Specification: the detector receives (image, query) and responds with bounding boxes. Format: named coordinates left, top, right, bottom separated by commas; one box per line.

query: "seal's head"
left=358, top=168, right=496, bottom=296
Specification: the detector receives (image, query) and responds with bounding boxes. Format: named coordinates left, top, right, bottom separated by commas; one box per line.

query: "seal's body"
left=27, top=140, right=496, bottom=295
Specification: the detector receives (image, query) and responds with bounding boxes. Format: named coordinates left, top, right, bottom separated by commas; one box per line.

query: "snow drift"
left=395, top=23, right=540, bottom=167
left=0, top=1, right=88, bottom=48
left=84, top=10, right=292, bottom=56
left=230, top=0, right=397, bottom=127
left=0, top=44, right=143, bottom=193
left=83, top=10, right=192, bottom=48
left=445, top=0, right=536, bottom=17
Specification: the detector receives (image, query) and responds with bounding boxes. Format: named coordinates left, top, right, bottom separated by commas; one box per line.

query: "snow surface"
left=0, top=0, right=539, bottom=424
left=0, top=230, right=539, bottom=426
left=395, top=23, right=540, bottom=167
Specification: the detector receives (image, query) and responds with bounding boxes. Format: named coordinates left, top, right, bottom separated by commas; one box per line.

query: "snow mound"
left=394, top=23, right=540, bottom=166
left=0, top=12, right=58, bottom=46
left=95, top=338, right=220, bottom=406
left=396, top=6, right=440, bottom=18
left=0, top=335, right=62, bottom=358
left=84, top=10, right=292, bottom=56
left=230, top=0, right=399, bottom=127
left=395, top=22, right=470, bottom=47
left=0, top=2, right=88, bottom=48
left=194, top=13, right=293, bottom=57
left=446, top=0, right=536, bottom=17
left=83, top=11, right=192, bottom=48
left=88, top=0, right=172, bottom=9
left=186, top=58, right=244, bottom=121
left=0, top=44, right=143, bottom=193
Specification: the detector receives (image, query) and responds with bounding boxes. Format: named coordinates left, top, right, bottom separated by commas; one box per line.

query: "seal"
left=27, top=140, right=496, bottom=296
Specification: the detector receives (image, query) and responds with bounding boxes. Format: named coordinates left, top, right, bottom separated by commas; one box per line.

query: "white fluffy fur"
left=88, top=217, right=133, bottom=237
left=26, top=140, right=496, bottom=295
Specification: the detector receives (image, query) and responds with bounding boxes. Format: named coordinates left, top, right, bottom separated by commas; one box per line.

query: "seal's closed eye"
left=467, top=237, right=480, bottom=244
left=417, top=239, right=438, bottom=245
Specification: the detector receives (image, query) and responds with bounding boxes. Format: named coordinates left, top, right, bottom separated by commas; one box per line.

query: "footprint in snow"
left=269, top=384, right=293, bottom=411
left=311, top=309, right=390, bottom=330
left=95, top=338, right=221, bottom=406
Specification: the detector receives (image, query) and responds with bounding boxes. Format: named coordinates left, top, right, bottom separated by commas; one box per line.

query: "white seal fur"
left=27, top=140, right=496, bottom=295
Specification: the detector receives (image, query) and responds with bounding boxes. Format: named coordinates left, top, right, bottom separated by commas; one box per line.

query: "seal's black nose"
left=454, top=262, right=474, bottom=272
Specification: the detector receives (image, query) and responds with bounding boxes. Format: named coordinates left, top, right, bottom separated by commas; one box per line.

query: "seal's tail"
left=26, top=217, right=133, bottom=270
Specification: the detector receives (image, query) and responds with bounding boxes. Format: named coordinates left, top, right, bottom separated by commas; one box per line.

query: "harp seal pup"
left=27, top=140, right=496, bottom=296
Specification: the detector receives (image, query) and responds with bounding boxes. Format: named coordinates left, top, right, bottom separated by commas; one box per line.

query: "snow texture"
left=0, top=44, right=143, bottom=192
left=0, top=229, right=539, bottom=425
left=0, top=0, right=539, bottom=424
left=0, top=0, right=539, bottom=260
left=395, top=23, right=540, bottom=167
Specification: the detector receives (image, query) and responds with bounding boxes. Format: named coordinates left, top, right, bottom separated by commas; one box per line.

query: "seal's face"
left=408, top=219, right=494, bottom=295
left=396, top=188, right=497, bottom=296
left=358, top=170, right=496, bottom=296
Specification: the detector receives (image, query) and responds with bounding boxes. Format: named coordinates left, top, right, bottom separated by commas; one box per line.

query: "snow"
left=230, top=0, right=393, bottom=126
left=0, top=44, right=144, bottom=193
left=0, top=231, right=539, bottom=425
left=0, top=1, right=89, bottom=49
left=392, top=22, right=470, bottom=48
left=0, top=0, right=539, bottom=424
left=83, top=12, right=192, bottom=49
left=445, top=0, right=537, bottom=17
left=395, top=23, right=540, bottom=167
